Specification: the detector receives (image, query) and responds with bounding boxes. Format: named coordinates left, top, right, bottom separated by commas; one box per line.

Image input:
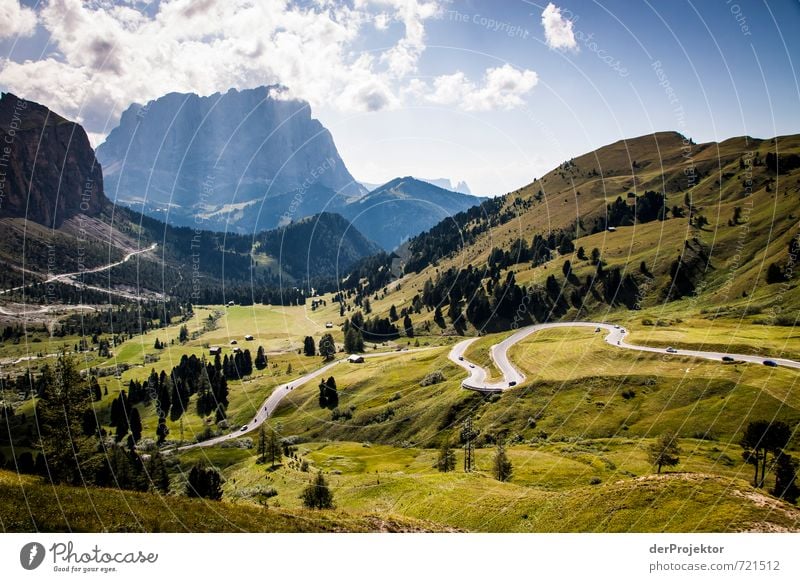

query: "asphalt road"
left=1, top=243, right=157, bottom=296
left=175, top=321, right=800, bottom=450
left=448, top=322, right=800, bottom=393
left=177, top=347, right=434, bottom=451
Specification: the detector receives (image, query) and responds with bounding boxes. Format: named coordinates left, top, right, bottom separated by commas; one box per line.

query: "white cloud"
left=0, top=0, right=38, bottom=39
left=541, top=2, right=577, bottom=51
left=426, top=64, right=538, bottom=111
left=0, top=0, right=538, bottom=136
left=374, top=13, right=390, bottom=30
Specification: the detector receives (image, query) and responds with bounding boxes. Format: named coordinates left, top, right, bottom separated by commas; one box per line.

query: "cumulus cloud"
left=0, top=0, right=537, bottom=135
left=426, top=64, right=538, bottom=111
left=541, top=2, right=577, bottom=51
left=0, top=0, right=38, bottom=39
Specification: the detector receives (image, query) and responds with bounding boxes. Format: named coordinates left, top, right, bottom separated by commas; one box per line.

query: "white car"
left=240, top=425, right=249, bottom=431
left=666, top=347, right=678, bottom=353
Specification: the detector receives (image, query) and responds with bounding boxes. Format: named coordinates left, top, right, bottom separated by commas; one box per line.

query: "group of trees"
left=318, top=376, right=339, bottom=409
left=646, top=422, right=798, bottom=504
left=766, top=234, right=799, bottom=284
left=435, top=435, right=513, bottom=482
left=343, top=311, right=399, bottom=343
left=740, top=420, right=798, bottom=502
left=13, top=356, right=171, bottom=494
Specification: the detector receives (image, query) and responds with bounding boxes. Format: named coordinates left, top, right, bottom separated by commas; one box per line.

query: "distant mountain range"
left=360, top=177, right=473, bottom=196
left=0, top=93, right=380, bottom=302
left=342, top=177, right=486, bottom=251
left=95, top=87, right=484, bottom=248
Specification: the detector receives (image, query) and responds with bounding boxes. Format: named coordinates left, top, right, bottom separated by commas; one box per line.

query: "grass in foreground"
left=0, top=469, right=447, bottom=532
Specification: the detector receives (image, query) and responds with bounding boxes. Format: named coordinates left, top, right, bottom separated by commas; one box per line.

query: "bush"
left=420, top=371, right=445, bottom=387
left=589, top=477, right=602, bottom=485
left=331, top=408, right=353, bottom=421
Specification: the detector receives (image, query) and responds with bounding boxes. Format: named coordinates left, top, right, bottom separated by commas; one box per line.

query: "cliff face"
left=0, top=93, right=106, bottom=227
left=96, top=86, right=364, bottom=231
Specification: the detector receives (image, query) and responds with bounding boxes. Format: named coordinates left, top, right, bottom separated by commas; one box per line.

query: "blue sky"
left=1, top=0, right=798, bottom=196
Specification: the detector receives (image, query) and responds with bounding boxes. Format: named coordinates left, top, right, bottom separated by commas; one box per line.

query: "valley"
left=1, top=94, right=800, bottom=535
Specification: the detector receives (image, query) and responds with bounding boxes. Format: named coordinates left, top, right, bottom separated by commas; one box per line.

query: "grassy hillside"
left=181, top=440, right=800, bottom=532
left=0, top=469, right=445, bottom=532
left=363, top=132, right=800, bottom=339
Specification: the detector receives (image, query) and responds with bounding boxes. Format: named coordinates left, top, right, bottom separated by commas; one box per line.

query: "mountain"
left=421, top=177, right=473, bottom=195
left=95, top=86, right=365, bottom=232
left=0, top=93, right=380, bottom=303
left=0, top=93, right=106, bottom=226
left=96, top=88, right=485, bottom=248
left=361, top=177, right=473, bottom=196
left=341, top=177, right=486, bottom=251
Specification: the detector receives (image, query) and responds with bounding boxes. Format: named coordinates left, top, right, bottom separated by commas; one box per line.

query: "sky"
left=1, top=0, right=798, bottom=197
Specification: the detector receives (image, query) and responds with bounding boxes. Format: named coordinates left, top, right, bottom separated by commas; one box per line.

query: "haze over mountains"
left=96, top=87, right=484, bottom=248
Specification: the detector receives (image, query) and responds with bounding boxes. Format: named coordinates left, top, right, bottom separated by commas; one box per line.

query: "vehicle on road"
left=763, top=360, right=778, bottom=367
left=666, top=347, right=678, bottom=353
left=458, top=356, right=464, bottom=361
left=240, top=425, right=249, bottom=431
left=469, top=364, right=475, bottom=368
left=722, top=356, right=735, bottom=362
left=508, top=381, right=517, bottom=387
left=595, top=327, right=600, bottom=332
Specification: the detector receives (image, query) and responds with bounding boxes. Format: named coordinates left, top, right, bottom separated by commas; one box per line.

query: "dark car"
left=763, top=360, right=778, bottom=367
left=508, top=381, right=517, bottom=387
left=722, top=356, right=734, bottom=362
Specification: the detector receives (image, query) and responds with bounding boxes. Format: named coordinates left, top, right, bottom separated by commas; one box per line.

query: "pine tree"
left=319, top=333, right=336, bottom=361
left=179, top=324, right=189, bottom=343
left=436, top=440, right=456, bottom=472
left=90, top=376, right=102, bottom=402
left=255, top=346, right=268, bottom=370
left=129, top=408, right=142, bottom=443
left=649, top=432, right=681, bottom=474
left=403, top=314, right=414, bottom=337
left=156, top=417, right=169, bottom=444
left=257, top=425, right=267, bottom=463
left=266, top=425, right=282, bottom=468
left=301, top=472, right=334, bottom=509
left=146, top=452, right=170, bottom=493
left=389, top=305, right=398, bottom=321
left=773, top=453, right=799, bottom=504
left=493, top=442, right=513, bottom=482
left=35, top=356, right=96, bottom=485
left=303, top=336, right=316, bottom=356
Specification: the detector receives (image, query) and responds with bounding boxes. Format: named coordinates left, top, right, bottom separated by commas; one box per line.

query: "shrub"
left=420, top=371, right=445, bottom=387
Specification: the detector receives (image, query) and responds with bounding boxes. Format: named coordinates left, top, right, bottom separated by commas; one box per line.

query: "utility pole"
left=462, top=416, right=475, bottom=472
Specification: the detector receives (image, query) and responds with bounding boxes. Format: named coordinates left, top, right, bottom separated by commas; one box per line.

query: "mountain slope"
left=0, top=93, right=379, bottom=303
left=96, top=86, right=365, bottom=232
left=353, top=131, right=800, bottom=335
left=342, top=177, right=486, bottom=250
left=0, top=92, right=106, bottom=227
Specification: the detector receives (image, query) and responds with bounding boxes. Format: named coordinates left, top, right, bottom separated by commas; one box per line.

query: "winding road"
left=0, top=243, right=157, bottom=296
left=176, top=322, right=800, bottom=451
left=177, top=347, right=434, bottom=451
left=449, top=322, right=800, bottom=393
